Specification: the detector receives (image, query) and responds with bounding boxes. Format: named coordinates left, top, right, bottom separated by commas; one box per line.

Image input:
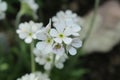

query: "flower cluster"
left=0, top=0, right=7, bottom=20
left=33, top=10, right=82, bottom=70
left=16, top=10, right=82, bottom=79
left=17, top=72, right=50, bottom=80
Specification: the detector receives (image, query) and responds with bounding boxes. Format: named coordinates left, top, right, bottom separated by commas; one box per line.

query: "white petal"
left=50, top=29, right=58, bottom=37
left=44, top=45, right=52, bottom=54
left=72, top=38, right=82, bottom=48
left=63, top=37, right=72, bottom=44
left=45, top=19, right=51, bottom=31
left=35, top=57, right=45, bottom=65
left=57, top=11, right=64, bottom=18
left=16, top=30, right=20, bottom=33
left=18, top=32, right=28, bottom=39
left=52, top=16, right=58, bottom=22
left=69, top=47, right=77, bottom=55
left=54, top=38, right=62, bottom=43
left=32, top=34, right=36, bottom=39
left=25, top=37, right=32, bottom=43
left=72, top=33, right=80, bottom=36
left=0, top=2, right=7, bottom=11
left=36, top=42, right=46, bottom=50
left=65, top=19, right=73, bottom=26
left=44, top=63, right=51, bottom=70
left=55, top=63, right=64, bottom=69
left=72, top=24, right=81, bottom=32
left=64, top=27, right=71, bottom=36
left=55, top=23, right=65, bottom=33
left=66, top=10, right=72, bottom=15
left=36, top=30, right=47, bottom=40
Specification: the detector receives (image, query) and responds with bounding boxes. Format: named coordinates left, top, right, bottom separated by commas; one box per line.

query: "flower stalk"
left=16, top=12, right=22, bottom=27
left=30, top=41, right=35, bottom=72
left=83, top=0, right=100, bottom=47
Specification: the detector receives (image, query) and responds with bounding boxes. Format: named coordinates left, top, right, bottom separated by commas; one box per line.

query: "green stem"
left=82, top=0, right=100, bottom=47
left=30, top=41, right=35, bottom=72
left=16, top=12, right=22, bottom=27
left=68, top=0, right=100, bottom=70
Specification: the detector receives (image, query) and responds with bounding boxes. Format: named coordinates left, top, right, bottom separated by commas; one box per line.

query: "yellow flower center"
left=29, top=32, right=32, bottom=36
left=46, top=57, right=51, bottom=62
left=59, top=33, right=64, bottom=38
left=46, top=38, right=52, bottom=44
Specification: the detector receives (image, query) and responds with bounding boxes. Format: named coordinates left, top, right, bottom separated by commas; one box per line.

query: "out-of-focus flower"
left=16, top=21, right=43, bottom=43
left=17, top=72, right=50, bottom=80
left=52, top=10, right=79, bottom=26
left=0, top=0, right=7, bottom=20
left=19, top=0, right=38, bottom=19
left=20, top=0, right=38, bottom=13
left=67, top=38, right=82, bottom=55
left=80, top=1, right=120, bottom=53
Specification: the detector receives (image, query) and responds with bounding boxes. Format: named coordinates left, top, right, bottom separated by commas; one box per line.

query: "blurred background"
left=0, top=0, right=120, bottom=80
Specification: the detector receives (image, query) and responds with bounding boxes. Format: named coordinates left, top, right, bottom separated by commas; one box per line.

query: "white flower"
left=17, top=72, right=50, bottom=80
left=36, top=20, right=53, bottom=54
left=52, top=10, right=79, bottom=26
left=34, top=47, right=68, bottom=70
left=52, top=43, right=65, bottom=55
left=67, top=38, right=82, bottom=55
left=0, top=0, right=7, bottom=20
left=20, top=0, right=38, bottom=13
left=16, top=21, right=43, bottom=43
left=55, top=54, right=68, bottom=69
left=34, top=48, right=53, bottom=70
left=50, top=23, right=72, bottom=44
left=36, top=37, right=53, bottom=54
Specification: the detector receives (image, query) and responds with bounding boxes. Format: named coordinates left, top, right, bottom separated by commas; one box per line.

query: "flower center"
left=46, top=38, right=52, bottom=43
left=29, top=32, right=32, bottom=36
left=46, top=57, right=51, bottom=62
left=54, top=44, right=61, bottom=49
left=59, top=33, right=64, bottom=38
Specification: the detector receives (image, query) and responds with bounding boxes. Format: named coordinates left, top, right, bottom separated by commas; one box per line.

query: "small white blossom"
left=67, top=38, right=82, bottom=55
left=0, top=0, right=7, bottom=20
left=52, top=43, right=65, bottom=55
left=50, top=23, right=72, bottom=45
left=52, top=10, right=79, bottom=26
left=17, top=72, right=50, bottom=80
left=36, top=31, right=53, bottom=54
left=34, top=48, right=53, bottom=70
left=16, top=21, right=43, bottom=43
left=20, top=0, right=38, bottom=13
left=55, top=54, right=68, bottom=69
left=36, top=20, right=53, bottom=54
left=34, top=47, right=68, bottom=70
